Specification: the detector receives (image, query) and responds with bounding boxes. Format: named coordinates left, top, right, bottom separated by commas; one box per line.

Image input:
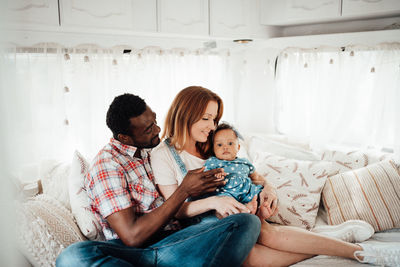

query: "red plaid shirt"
left=85, top=138, right=166, bottom=240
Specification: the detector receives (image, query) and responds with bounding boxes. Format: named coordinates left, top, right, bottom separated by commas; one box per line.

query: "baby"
left=204, top=123, right=275, bottom=219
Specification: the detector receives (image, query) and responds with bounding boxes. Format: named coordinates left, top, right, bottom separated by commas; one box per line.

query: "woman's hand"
left=211, top=196, right=251, bottom=219
left=258, top=184, right=279, bottom=219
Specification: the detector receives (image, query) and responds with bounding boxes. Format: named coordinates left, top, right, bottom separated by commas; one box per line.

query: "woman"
left=151, top=86, right=396, bottom=266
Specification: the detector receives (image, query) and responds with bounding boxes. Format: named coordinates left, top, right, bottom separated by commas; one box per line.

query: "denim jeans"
left=56, top=213, right=260, bottom=267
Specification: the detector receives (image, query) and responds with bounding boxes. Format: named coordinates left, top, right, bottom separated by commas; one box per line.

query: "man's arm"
left=107, top=167, right=224, bottom=247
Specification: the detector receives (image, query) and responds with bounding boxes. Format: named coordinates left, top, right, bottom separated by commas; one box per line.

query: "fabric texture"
left=253, top=152, right=332, bottom=230
left=68, top=150, right=104, bottom=241
left=204, top=156, right=262, bottom=203
left=321, top=149, right=395, bottom=177
left=274, top=44, right=400, bottom=161
left=151, top=141, right=206, bottom=186
left=40, top=160, right=71, bottom=210
left=85, top=138, right=167, bottom=240
left=56, top=213, right=260, bottom=267
left=16, top=194, right=85, bottom=267
left=246, top=135, right=319, bottom=162
left=322, top=160, right=400, bottom=232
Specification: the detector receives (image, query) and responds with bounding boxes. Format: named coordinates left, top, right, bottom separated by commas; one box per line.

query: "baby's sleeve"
left=243, top=157, right=256, bottom=174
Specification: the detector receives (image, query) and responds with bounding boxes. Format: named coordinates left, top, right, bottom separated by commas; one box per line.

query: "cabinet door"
left=261, top=0, right=341, bottom=26
left=158, top=0, right=209, bottom=35
left=5, top=0, right=59, bottom=27
left=342, top=0, right=400, bottom=18
left=210, top=0, right=268, bottom=38
left=60, top=0, right=157, bottom=32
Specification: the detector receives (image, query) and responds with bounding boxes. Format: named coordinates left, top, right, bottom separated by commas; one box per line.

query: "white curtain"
left=275, top=43, right=400, bottom=160
left=1, top=44, right=234, bottom=176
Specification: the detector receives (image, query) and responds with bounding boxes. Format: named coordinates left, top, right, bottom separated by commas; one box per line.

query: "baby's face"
left=213, top=129, right=240, bottom=161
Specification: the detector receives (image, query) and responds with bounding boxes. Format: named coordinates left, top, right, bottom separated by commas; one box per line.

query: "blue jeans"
left=56, top=213, right=260, bottom=267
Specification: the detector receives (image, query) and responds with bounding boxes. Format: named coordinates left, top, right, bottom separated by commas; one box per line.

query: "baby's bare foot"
left=246, top=196, right=258, bottom=214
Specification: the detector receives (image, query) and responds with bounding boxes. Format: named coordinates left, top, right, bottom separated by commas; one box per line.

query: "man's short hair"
left=106, top=93, right=146, bottom=139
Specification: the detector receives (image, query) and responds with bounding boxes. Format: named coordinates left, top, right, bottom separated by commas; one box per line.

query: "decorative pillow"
left=247, top=135, right=320, bottom=163
left=253, top=152, right=332, bottom=230
left=68, top=151, right=104, bottom=241
left=322, top=160, right=400, bottom=232
left=321, top=149, right=395, bottom=177
left=16, top=194, right=85, bottom=267
left=40, top=160, right=71, bottom=210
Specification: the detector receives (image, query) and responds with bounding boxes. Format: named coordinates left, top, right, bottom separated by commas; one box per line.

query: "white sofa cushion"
left=68, top=151, right=104, bottom=241
left=253, top=152, right=332, bottom=230
left=246, top=135, right=320, bottom=162
left=40, top=160, right=71, bottom=210
left=16, top=194, right=85, bottom=267
left=321, top=149, right=395, bottom=177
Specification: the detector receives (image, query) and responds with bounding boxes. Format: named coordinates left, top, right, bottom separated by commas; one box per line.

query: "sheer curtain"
left=275, top=43, right=400, bottom=160
left=1, top=44, right=234, bottom=175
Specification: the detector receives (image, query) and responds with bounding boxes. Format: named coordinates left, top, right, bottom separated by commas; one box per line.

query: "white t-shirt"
left=151, top=141, right=205, bottom=185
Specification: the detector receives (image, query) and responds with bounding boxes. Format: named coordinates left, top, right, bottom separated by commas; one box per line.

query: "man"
left=56, top=93, right=260, bottom=267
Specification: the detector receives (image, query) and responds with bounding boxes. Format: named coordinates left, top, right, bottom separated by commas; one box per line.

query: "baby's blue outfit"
left=204, top=156, right=263, bottom=204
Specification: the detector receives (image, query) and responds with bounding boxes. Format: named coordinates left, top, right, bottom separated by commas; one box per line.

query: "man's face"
left=129, top=106, right=161, bottom=149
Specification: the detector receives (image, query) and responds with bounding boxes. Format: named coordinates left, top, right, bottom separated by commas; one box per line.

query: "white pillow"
left=40, top=160, right=71, bottom=210
left=246, top=135, right=320, bottom=162
left=321, top=149, right=395, bottom=177
left=253, top=152, right=332, bottom=230
left=68, top=151, right=104, bottom=241
left=16, top=194, right=85, bottom=267
left=322, top=160, right=400, bottom=232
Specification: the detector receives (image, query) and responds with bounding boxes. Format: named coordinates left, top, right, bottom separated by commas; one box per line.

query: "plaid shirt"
left=85, top=138, right=167, bottom=240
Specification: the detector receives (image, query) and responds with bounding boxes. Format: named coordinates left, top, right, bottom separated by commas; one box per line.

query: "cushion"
left=246, top=135, right=320, bottom=162
left=68, top=151, right=104, bottom=241
left=16, top=194, right=85, bottom=267
left=321, top=149, right=395, bottom=177
left=253, top=152, right=332, bottom=230
left=322, top=160, right=400, bottom=232
left=40, top=160, right=71, bottom=210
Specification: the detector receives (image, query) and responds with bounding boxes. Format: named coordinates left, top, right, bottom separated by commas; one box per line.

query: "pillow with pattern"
left=68, top=151, right=104, bottom=241
left=322, top=160, right=400, bottom=232
left=321, top=149, right=395, bottom=177
left=16, top=194, right=85, bottom=267
left=253, top=152, right=332, bottom=230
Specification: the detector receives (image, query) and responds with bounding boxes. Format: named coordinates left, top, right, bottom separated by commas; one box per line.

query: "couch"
left=15, top=134, right=400, bottom=266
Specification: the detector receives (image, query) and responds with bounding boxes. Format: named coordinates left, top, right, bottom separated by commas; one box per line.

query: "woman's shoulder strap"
left=164, top=138, right=188, bottom=176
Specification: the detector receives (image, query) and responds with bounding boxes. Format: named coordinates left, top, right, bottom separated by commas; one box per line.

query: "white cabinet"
left=60, top=0, right=157, bottom=32
left=5, top=0, right=59, bottom=27
left=261, top=0, right=341, bottom=25
left=342, top=0, right=400, bottom=18
left=210, top=0, right=268, bottom=38
left=157, top=0, right=209, bottom=35
left=261, top=0, right=400, bottom=26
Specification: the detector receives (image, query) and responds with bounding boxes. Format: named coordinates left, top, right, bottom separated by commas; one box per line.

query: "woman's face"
left=190, top=101, right=218, bottom=143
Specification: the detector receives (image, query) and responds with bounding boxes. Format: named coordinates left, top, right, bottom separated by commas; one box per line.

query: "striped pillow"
left=322, top=160, right=400, bottom=231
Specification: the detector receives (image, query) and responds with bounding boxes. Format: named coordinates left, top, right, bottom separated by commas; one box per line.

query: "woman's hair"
left=162, top=86, right=224, bottom=158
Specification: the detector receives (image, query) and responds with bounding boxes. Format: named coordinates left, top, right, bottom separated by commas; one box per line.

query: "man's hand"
left=180, top=167, right=226, bottom=197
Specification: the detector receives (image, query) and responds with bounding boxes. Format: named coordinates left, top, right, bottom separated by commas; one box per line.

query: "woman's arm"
left=158, top=184, right=250, bottom=219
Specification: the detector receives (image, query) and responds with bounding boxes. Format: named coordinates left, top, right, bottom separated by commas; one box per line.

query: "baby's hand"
left=214, top=169, right=228, bottom=179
